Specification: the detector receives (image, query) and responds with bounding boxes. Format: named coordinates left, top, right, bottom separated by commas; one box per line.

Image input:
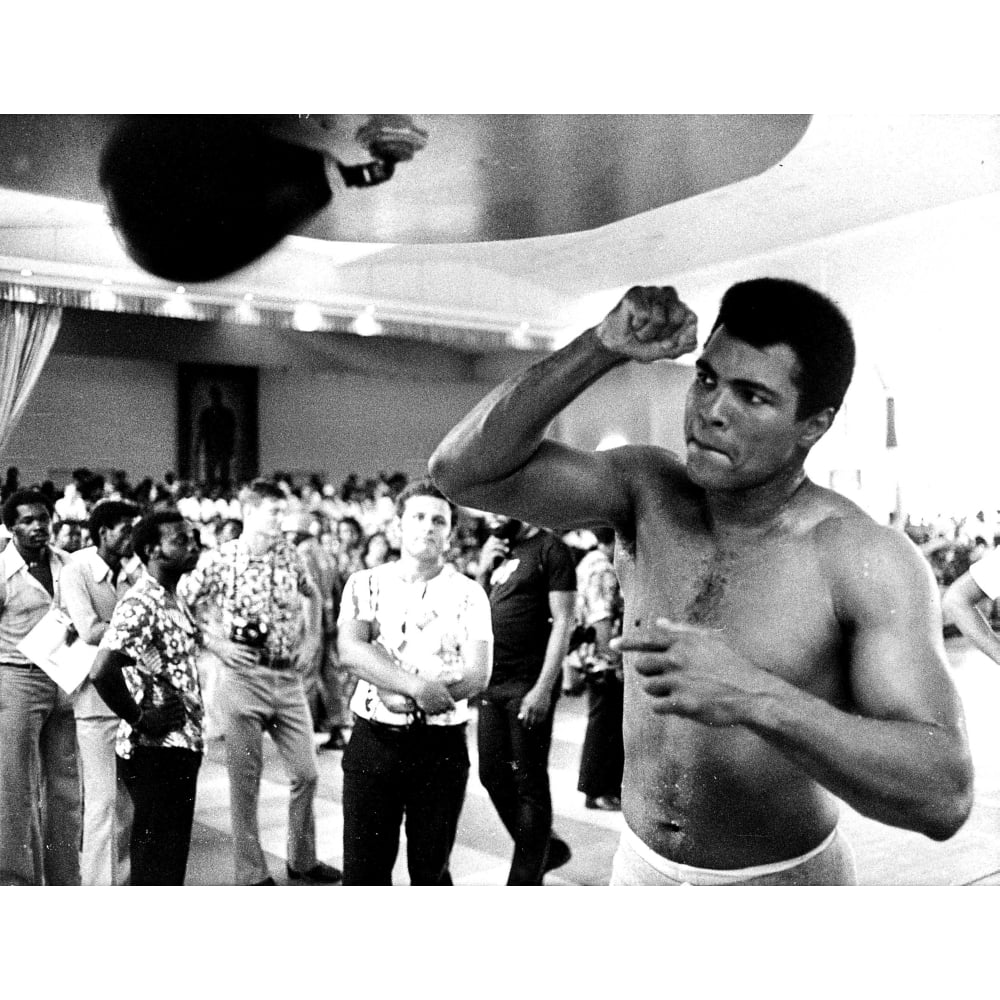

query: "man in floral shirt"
left=90, top=511, right=204, bottom=885
left=181, top=480, right=341, bottom=886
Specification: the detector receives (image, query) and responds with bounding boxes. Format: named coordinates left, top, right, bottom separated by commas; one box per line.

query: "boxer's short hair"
left=713, top=278, right=855, bottom=418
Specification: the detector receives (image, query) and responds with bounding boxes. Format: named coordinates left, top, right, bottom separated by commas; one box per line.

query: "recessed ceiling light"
left=292, top=302, right=323, bottom=332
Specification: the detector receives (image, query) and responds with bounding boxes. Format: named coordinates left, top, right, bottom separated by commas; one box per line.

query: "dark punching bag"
left=99, top=115, right=332, bottom=283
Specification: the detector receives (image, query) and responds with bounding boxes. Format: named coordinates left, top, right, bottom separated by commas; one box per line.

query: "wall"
left=2, top=309, right=532, bottom=489
left=259, top=369, right=494, bottom=483
left=2, top=353, right=176, bottom=486
left=554, top=358, right=691, bottom=456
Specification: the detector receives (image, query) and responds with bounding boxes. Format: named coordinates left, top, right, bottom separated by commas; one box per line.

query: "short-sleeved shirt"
left=969, top=548, right=1000, bottom=600
left=0, top=543, right=72, bottom=668
left=180, top=538, right=313, bottom=659
left=99, top=572, right=204, bottom=759
left=487, top=530, right=577, bottom=685
left=339, top=562, right=493, bottom=726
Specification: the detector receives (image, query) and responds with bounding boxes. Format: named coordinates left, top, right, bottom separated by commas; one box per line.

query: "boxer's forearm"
left=429, top=327, right=623, bottom=502
left=745, top=680, right=973, bottom=841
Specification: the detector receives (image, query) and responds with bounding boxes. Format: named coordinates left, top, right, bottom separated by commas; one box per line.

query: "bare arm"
left=428, top=286, right=698, bottom=530
left=942, top=571, right=1000, bottom=665
left=292, top=569, right=324, bottom=670
left=622, top=525, right=974, bottom=840
left=444, top=639, right=491, bottom=702
left=337, top=618, right=455, bottom=715
left=518, top=590, right=577, bottom=726
left=90, top=648, right=185, bottom=738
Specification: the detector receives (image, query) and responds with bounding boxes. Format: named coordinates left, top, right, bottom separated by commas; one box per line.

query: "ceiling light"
left=233, top=300, right=261, bottom=324
left=510, top=321, right=532, bottom=348
left=292, top=302, right=323, bottom=332
left=19, top=268, right=32, bottom=277
left=596, top=433, right=628, bottom=452
left=91, top=286, right=118, bottom=311
left=351, top=305, right=382, bottom=337
left=161, top=294, right=195, bottom=319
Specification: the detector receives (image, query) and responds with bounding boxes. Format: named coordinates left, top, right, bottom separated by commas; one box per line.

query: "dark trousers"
left=577, top=671, right=624, bottom=798
left=342, top=717, right=469, bottom=885
left=119, top=747, right=202, bottom=885
left=477, top=680, right=558, bottom=886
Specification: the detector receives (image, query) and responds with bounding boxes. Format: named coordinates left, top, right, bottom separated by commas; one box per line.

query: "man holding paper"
left=0, top=489, right=80, bottom=885
left=62, top=499, right=140, bottom=886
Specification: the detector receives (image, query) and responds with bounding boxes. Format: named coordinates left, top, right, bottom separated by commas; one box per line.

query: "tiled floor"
left=185, top=636, right=1000, bottom=886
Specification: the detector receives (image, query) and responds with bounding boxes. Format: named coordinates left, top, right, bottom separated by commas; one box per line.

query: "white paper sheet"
left=16, top=607, right=97, bottom=694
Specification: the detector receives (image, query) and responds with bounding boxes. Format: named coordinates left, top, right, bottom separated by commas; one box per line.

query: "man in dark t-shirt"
left=476, top=516, right=577, bottom=884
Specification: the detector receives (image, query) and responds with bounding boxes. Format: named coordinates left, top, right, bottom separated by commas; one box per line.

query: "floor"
left=184, top=636, right=1000, bottom=886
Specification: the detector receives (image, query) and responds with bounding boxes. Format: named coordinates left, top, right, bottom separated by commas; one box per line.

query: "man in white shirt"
left=0, top=490, right=79, bottom=885
left=61, top=499, right=140, bottom=885
left=338, top=480, right=492, bottom=885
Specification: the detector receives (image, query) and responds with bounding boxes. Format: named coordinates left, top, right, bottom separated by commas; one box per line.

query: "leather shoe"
left=585, top=795, right=622, bottom=811
left=253, top=876, right=276, bottom=885
left=543, top=835, right=572, bottom=873
left=286, top=861, right=343, bottom=884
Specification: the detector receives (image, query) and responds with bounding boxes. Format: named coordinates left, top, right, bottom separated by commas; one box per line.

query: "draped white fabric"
left=0, top=301, right=63, bottom=454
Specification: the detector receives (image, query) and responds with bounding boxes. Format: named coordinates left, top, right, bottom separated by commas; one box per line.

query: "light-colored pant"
left=76, top=715, right=132, bottom=886
left=0, top=664, right=81, bottom=885
left=610, top=822, right=857, bottom=886
left=217, top=664, right=320, bottom=885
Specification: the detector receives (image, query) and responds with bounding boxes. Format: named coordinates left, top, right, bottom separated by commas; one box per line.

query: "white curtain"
left=0, top=301, right=63, bottom=454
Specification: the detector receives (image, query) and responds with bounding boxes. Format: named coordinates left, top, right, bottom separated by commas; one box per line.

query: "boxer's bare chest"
left=617, top=493, right=843, bottom=690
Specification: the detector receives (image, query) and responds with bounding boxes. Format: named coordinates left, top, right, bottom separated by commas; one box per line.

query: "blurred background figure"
left=573, top=527, right=624, bottom=812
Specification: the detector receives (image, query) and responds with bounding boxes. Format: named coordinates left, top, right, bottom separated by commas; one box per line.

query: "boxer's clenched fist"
left=594, top=286, right=698, bottom=363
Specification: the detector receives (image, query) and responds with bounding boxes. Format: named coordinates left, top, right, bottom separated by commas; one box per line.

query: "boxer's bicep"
left=838, top=526, right=963, bottom=730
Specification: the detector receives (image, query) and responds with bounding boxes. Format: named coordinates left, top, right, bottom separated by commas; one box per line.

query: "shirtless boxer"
left=429, top=279, right=974, bottom=885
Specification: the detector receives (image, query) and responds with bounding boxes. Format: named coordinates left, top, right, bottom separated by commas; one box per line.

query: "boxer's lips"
left=686, top=438, right=732, bottom=463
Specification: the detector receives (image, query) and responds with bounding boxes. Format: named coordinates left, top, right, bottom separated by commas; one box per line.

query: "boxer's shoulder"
left=807, top=501, right=934, bottom=610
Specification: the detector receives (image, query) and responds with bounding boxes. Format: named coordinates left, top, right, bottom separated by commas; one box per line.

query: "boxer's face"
left=684, top=326, right=830, bottom=491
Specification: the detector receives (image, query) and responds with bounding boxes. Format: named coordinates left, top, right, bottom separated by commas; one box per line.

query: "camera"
left=231, top=616, right=269, bottom=649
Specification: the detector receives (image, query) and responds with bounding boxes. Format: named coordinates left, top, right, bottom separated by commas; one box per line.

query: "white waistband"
left=621, top=822, right=839, bottom=885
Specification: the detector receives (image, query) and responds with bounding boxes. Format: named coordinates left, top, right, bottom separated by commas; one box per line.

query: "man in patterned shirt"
left=338, top=479, right=493, bottom=885
left=181, top=480, right=341, bottom=886
left=90, top=511, right=204, bottom=885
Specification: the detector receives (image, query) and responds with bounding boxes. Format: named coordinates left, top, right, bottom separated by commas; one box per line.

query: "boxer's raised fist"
left=594, top=286, right=698, bottom=363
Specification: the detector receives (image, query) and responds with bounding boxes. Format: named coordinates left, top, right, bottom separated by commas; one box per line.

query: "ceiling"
left=1, top=114, right=998, bottom=349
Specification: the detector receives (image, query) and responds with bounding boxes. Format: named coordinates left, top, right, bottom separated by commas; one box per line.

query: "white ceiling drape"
left=0, top=301, right=63, bottom=455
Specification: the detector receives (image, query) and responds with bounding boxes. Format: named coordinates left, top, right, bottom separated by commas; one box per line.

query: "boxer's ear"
left=797, top=407, right=835, bottom=449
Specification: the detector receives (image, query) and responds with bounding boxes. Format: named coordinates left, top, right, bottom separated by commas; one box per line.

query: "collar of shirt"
left=76, top=546, right=113, bottom=584
left=2, top=542, right=62, bottom=580
left=136, top=569, right=199, bottom=635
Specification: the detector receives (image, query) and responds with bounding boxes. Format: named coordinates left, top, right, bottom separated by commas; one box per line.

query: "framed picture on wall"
left=177, top=363, right=258, bottom=489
